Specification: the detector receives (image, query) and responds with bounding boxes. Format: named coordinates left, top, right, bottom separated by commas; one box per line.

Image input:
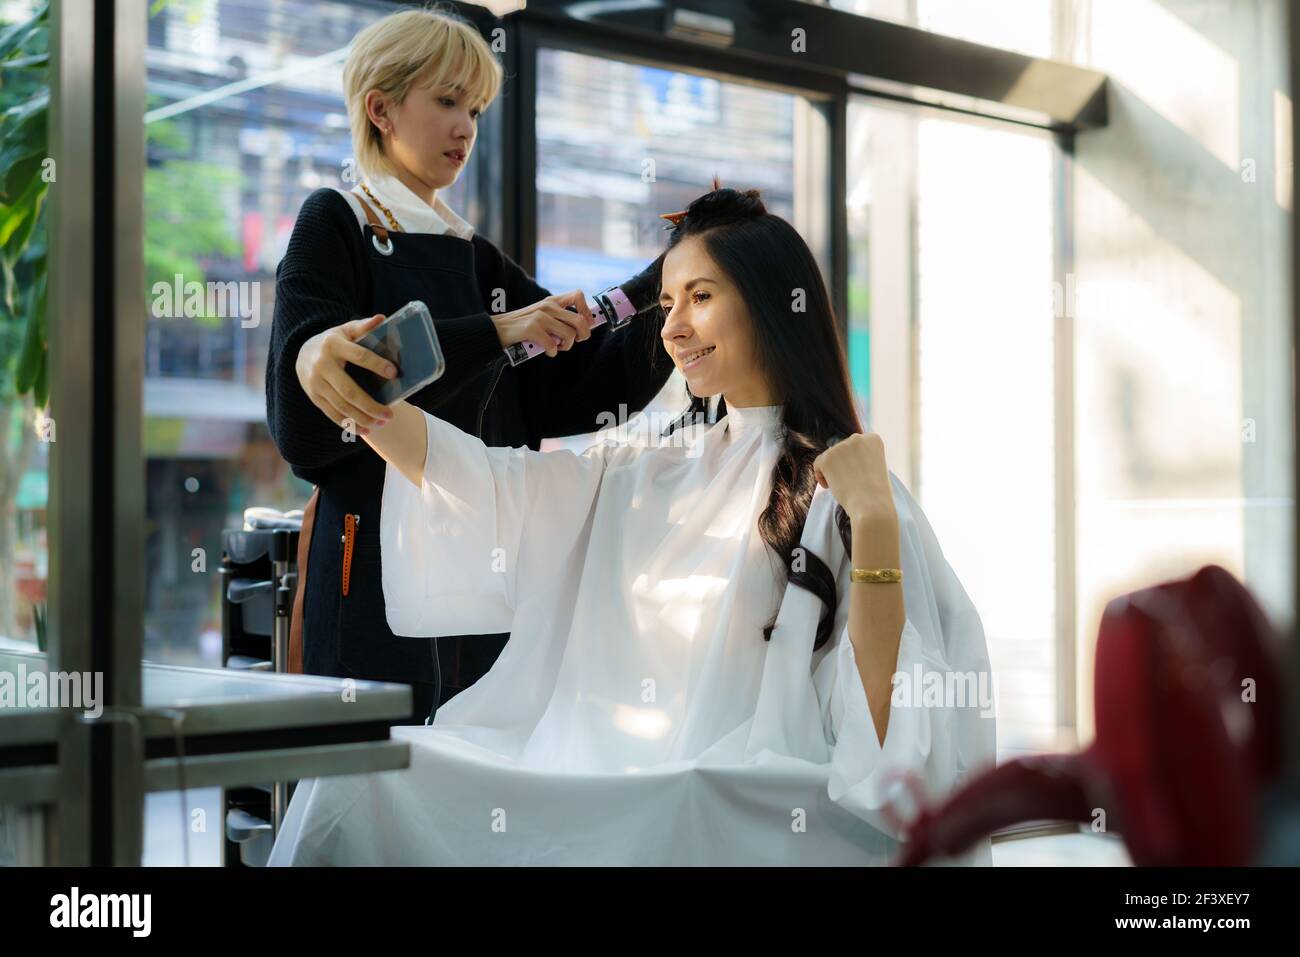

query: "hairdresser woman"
left=266, top=9, right=672, bottom=724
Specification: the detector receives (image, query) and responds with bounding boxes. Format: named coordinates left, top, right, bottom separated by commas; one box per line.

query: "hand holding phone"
left=349, top=300, right=446, bottom=405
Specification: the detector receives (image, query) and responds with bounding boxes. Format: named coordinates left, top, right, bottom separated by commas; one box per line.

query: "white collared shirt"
left=342, top=169, right=475, bottom=240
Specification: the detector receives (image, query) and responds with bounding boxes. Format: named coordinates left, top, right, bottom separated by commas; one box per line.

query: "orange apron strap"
left=288, top=487, right=320, bottom=675
left=353, top=192, right=390, bottom=245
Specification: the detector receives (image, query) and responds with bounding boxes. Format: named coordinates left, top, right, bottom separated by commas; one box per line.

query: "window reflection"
left=534, top=49, right=802, bottom=452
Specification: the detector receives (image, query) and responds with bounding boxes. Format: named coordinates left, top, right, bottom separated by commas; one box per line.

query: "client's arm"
left=815, top=441, right=997, bottom=844
left=360, top=399, right=426, bottom=489
left=365, top=398, right=520, bottom=636
left=360, top=397, right=611, bottom=638
left=813, top=433, right=905, bottom=747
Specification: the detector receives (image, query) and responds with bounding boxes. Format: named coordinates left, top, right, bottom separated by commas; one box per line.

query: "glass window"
left=141, top=0, right=492, bottom=666
left=828, top=0, right=1055, bottom=60
left=0, top=0, right=49, bottom=656
left=0, top=805, right=17, bottom=866
left=848, top=97, right=1060, bottom=758
left=0, top=803, right=45, bottom=866
left=142, top=787, right=224, bottom=866
left=533, top=49, right=824, bottom=452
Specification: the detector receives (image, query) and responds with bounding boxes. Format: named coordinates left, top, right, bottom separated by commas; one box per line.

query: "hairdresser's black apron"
left=294, top=196, right=528, bottom=724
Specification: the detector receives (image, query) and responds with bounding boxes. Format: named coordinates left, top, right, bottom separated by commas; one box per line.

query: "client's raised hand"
left=812, top=432, right=898, bottom=527
left=295, top=313, right=397, bottom=433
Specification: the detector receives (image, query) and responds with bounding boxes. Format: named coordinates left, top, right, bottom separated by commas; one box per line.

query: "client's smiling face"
left=659, top=236, right=776, bottom=407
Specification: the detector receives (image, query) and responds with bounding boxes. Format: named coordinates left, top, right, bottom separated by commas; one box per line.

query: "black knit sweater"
left=265, top=187, right=673, bottom=487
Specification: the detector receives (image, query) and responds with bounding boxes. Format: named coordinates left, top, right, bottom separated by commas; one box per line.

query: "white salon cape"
left=268, top=403, right=996, bottom=866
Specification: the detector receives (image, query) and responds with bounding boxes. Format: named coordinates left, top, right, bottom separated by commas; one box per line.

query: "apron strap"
left=353, top=192, right=395, bottom=245
left=287, top=487, right=320, bottom=674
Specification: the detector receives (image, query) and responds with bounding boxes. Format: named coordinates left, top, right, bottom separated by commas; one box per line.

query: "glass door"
left=525, top=39, right=837, bottom=452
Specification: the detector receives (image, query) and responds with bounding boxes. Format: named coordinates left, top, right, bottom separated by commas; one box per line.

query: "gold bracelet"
left=851, top=568, right=902, bottom=583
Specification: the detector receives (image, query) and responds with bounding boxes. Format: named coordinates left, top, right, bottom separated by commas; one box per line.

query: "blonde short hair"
left=343, top=4, right=503, bottom=180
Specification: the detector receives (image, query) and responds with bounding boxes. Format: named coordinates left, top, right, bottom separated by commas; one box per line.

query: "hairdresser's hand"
left=295, top=313, right=397, bottom=436
left=490, top=291, right=593, bottom=358
left=812, top=432, right=897, bottom=526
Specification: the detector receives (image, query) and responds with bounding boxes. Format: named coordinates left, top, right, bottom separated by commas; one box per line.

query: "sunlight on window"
left=848, top=99, right=1059, bottom=756
left=915, top=118, right=1057, bottom=754
left=829, top=0, right=1053, bottom=59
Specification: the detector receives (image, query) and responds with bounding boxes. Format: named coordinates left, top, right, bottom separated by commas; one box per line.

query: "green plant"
left=0, top=0, right=239, bottom=645
left=0, top=0, right=48, bottom=647
left=143, top=107, right=242, bottom=324
left=0, top=0, right=50, bottom=408
left=1, top=1, right=241, bottom=402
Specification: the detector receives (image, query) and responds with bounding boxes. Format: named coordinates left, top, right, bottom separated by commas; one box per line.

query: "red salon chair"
left=896, top=564, right=1285, bottom=866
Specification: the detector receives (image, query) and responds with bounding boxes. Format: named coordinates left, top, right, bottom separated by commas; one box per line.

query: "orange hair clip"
left=660, top=175, right=723, bottom=228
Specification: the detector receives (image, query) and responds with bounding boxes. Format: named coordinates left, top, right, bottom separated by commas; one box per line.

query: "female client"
left=269, top=187, right=997, bottom=866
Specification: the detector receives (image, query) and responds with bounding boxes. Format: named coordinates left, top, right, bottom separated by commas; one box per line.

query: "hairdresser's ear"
left=365, top=89, right=390, bottom=131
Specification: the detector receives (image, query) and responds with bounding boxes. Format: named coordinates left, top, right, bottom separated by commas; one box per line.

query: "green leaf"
left=31, top=272, right=47, bottom=407
left=0, top=51, right=48, bottom=69
left=0, top=22, right=37, bottom=60
left=0, top=145, right=47, bottom=202
left=0, top=14, right=43, bottom=62
left=34, top=263, right=46, bottom=326
left=0, top=177, right=35, bottom=248
left=13, top=278, right=41, bottom=393
left=2, top=150, right=46, bottom=203
left=0, top=248, right=14, bottom=317
left=19, top=225, right=46, bottom=265
left=32, top=340, right=46, bottom=408
left=0, top=94, right=47, bottom=177
left=3, top=180, right=45, bottom=262
left=32, top=601, right=47, bottom=652
left=0, top=155, right=45, bottom=250
left=2, top=88, right=49, bottom=125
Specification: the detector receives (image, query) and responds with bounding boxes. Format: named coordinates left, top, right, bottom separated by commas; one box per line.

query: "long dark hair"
left=649, top=186, right=862, bottom=651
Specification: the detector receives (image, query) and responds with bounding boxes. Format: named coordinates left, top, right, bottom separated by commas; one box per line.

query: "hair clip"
left=659, top=210, right=688, bottom=229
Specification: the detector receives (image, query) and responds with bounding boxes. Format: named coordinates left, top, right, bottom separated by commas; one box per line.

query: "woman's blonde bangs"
left=414, top=25, right=502, bottom=112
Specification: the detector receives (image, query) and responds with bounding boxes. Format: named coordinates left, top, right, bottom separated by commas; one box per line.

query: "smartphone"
left=349, top=300, right=446, bottom=405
